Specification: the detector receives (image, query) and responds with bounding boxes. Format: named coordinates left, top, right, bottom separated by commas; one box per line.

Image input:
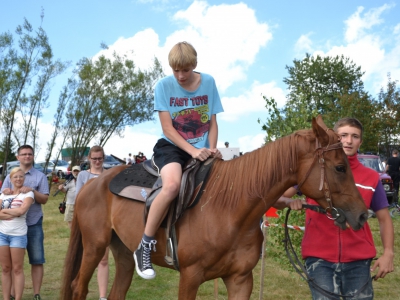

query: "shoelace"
left=141, top=240, right=157, bottom=270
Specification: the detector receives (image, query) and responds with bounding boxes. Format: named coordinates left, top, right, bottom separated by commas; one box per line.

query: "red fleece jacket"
left=301, top=155, right=378, bottom=263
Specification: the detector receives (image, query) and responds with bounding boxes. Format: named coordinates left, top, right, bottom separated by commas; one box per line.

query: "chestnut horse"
left=60, top=116, right=368, bottom=300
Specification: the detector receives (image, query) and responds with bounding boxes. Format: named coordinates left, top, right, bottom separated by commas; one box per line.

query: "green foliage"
left=259, top=53, right=390, bottom=153
left=284, top=53, right=365, bottom=115
left=0, top=137, right=17, bottom=163
left=375, top=74, right=400, bottom=158
left=265, top=208, right=305, bottom=271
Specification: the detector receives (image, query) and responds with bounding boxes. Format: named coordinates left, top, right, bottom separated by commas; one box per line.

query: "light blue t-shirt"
left=154, top=72, right=224, bottom=149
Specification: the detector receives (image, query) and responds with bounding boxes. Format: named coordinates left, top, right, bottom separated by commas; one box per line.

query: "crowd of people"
left=0, top=41, right=396, bottom=300
left=125, top=151, right=147, bottom=165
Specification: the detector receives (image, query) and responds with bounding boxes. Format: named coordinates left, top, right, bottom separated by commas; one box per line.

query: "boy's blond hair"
left=168, top=42, right=197, bottom=69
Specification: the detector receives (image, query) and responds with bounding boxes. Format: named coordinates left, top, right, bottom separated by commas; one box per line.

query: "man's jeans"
left=305, top=257, right=373, bottom=300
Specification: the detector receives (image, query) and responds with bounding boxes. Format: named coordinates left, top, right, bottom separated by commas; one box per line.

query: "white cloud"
left=344, top=4, right=392, bottom=43
left=169, top=0, right=272, bottom=92
left=394, top=23, right=400, bottom=35
left=306, top=4, right=400, bottom=95
left=238, top=133, right=265, bottom=154
left=295, top=33, right=314, bottom=55
left=103, top=124, right=160, bottom=160
left=219, top=80, right=286, bottom=122
left=94, top=28, right=162, bottom=71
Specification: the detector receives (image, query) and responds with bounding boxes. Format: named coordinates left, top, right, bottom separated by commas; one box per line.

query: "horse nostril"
left=359, top=212, right=368, bottom=226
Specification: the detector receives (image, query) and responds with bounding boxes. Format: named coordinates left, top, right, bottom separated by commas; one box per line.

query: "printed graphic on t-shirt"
left=170, top=95, right=210, bottom=144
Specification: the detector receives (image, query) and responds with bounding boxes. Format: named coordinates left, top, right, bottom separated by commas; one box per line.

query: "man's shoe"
left=134, top=239, right=157, bottom=279
left=33, top=295, right=41, bottom=300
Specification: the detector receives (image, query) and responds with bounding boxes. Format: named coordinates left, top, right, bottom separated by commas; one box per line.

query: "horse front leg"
left=178, top=268, right=203, bottom=300
left=108, top=232, right=135, bottom=300
left=223, top=271, right=254, bottom=300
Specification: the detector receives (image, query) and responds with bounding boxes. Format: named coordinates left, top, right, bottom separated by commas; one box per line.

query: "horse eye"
left=336, top=165, right=346, bottom=173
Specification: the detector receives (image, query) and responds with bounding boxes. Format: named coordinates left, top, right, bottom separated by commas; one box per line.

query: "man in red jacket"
left=275, top=117, right=394, bottom=299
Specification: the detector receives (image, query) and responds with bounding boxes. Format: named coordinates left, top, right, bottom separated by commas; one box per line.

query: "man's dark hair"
left=333, top=117, right=364, bottom=140
left=17, top=144, right=34, bottom=155
left=392, top=149, right=398, bottom=155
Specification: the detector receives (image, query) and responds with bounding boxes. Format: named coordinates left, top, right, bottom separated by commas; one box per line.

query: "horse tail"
left=60, top=217, right=83, bottom=300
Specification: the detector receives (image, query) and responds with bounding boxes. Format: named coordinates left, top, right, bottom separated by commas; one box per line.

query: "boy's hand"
left=210, top=148, right=222, bottom=159
left=191, top=148, right=212, bottom=161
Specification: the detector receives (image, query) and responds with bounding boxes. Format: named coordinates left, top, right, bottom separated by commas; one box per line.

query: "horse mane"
left=203, top=129, right=315, bottom=209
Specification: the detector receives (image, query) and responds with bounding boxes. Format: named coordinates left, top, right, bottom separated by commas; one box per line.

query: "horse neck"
left=207, top=135, right=298, bottom=222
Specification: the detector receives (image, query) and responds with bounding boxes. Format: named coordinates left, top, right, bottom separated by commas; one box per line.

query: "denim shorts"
left=26, top=217, right=45, bottom=264
left=0, top=232, right=28, bottom=248
left=153, top=138, right=192, bottom=171
left=305, top=257, right=373, bottom=300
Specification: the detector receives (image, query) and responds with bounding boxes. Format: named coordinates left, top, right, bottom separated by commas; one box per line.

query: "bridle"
left=297, top=137, right=346, bottom=223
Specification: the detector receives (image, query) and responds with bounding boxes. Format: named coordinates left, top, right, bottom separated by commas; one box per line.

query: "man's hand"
left=371, top=252, right=394, bottom=280
left=1, top=188, right=13, bottom=195
left=20, top=186, right=34, bottom=194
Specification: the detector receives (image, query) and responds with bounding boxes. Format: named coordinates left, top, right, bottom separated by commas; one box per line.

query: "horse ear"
left=312, top=115, right=330, bottom=146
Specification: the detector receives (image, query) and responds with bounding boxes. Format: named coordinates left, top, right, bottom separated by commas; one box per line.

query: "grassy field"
left=14, top=182, right=400, bottom=299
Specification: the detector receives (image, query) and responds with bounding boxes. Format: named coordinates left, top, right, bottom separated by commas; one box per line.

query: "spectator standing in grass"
left=0, top=145, right=49, bottom=300
left=0, top=167, right=34, bottom=300
left=58, top=166, right=80, bottom=229
left=386, top=149, right=400, bottom=203
left=75, top=146, right=108, bottom=300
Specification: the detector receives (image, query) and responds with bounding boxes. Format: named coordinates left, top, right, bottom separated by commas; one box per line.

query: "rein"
left=297, top=139, right=345, bottom=221
left=283, top=207, right=374, bottom=299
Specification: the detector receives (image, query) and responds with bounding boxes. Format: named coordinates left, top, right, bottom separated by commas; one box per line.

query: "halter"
left=297, top=135, right=344, bottom=221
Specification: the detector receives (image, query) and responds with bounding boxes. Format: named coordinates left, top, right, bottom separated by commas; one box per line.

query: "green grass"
left=16, top=183, right=400, bottom=299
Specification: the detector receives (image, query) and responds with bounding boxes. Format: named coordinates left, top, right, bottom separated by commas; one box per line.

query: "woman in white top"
left=0, top=168, right=34, bottom=300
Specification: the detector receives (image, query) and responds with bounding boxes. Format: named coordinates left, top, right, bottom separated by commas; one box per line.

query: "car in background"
left=33, top=163, right=53, bottom=177
left=50, top=159, right=71, bottom=178
left=4, top=161, right=52, bottom=178
left=357, top=154, right=394, bottom=203
left=103, top=155, right=122, bottom=169
left=5, top=161, right=20, bottom=175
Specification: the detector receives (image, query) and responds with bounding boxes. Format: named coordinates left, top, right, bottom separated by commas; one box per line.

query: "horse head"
left=296, top=115, right=368, bottom=230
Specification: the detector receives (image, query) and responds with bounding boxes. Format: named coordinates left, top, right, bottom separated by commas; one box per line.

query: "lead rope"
left=284, top=207, right=374, bottom=299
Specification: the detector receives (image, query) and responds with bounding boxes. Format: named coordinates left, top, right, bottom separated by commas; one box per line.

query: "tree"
left=260, top=54, right=375, bottom=151
left=284, top=53, right=365, bottom=115
left=62, top=51, right=163, bottom=164
left=375, top=74, right=400, bottom=158
left=0, top=14, right=68, bottom=179
left=0, top=137, right=17, bottom=162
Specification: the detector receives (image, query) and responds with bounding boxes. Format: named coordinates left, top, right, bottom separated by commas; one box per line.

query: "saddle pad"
left=109, top=164, right=157, bottom=202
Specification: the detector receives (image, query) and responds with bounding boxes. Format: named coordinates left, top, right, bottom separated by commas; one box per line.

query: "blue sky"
left=1, top=0, right=400, bottom=161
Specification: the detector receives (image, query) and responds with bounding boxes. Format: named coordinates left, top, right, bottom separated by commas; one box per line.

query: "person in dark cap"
left=225, top=141, right=229, bottom=148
